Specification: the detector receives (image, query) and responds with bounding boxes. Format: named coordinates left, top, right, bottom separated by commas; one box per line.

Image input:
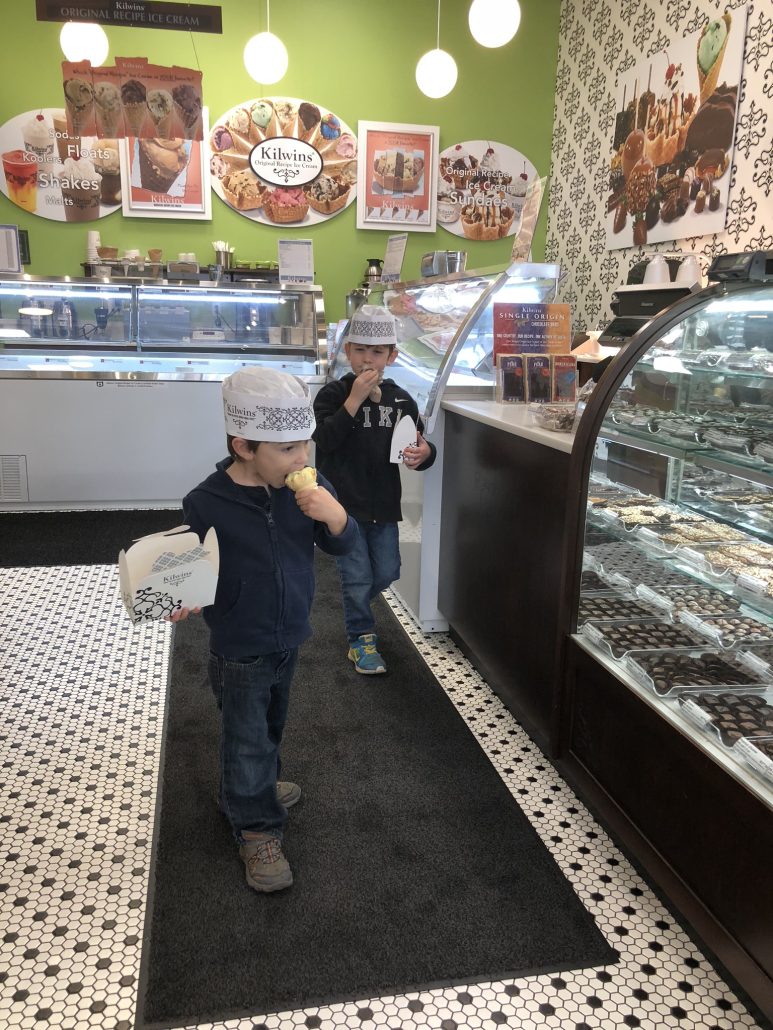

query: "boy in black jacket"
left=313, top=305, right=436, bottom=674
left=177, top=367, right=357, bottom=893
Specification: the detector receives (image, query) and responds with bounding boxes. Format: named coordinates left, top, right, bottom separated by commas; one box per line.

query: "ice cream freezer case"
left=0, top=277, right=327, bottom=509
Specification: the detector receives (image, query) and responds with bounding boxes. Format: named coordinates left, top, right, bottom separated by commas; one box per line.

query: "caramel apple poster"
left=209, top=97, right=357, bottom=226
left=0, top=107, right=121, bottom=222
left=607, top=6, right=746, bottom=249
left=356, top=120, right=439, bottom=232
left=437, top=140, right=537, bottom=241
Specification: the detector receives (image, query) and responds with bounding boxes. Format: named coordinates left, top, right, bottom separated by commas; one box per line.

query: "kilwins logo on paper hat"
left=222, top=367, right=315, bottom=442
left=347, top=304, right=397, bottom=347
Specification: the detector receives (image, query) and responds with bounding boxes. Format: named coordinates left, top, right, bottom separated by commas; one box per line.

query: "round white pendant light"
left=468, top=0, right=521, bottom=48
left=60, top=21, right=110, bottom=66
left=416, top=48, right=458, bottom=98
left=243, top=31, right=288, bottom=84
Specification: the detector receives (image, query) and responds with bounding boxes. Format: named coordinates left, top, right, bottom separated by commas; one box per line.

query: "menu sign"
left=437, top=139, right=537, bottom=242
left=607, top=5, right=747, bottom=249
left=0, top=107, right=121, bottom=221
left=493, top=303, right=571, bottom=363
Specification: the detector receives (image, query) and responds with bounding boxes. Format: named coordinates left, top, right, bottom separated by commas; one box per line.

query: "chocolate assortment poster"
left=606, top=5, right=747, bottom=249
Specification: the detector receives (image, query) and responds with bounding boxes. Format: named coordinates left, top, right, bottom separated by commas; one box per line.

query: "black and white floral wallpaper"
left=545, top=0, right=773, bottom=330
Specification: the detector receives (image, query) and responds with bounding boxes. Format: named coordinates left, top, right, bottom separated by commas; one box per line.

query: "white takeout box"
left=118, top=525, right=219, bottom=624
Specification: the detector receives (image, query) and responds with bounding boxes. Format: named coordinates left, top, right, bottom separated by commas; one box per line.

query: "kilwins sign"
left=249, top=137, right=323, bottom=187
left=35, top=1, right=223, bottom=33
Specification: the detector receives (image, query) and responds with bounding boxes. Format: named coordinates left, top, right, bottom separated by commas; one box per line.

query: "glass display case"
left=329, top=262, right=561, bottom=433
left=0, top=276, right=327, bottom=379
left=574, top=278, right=773, bottom=809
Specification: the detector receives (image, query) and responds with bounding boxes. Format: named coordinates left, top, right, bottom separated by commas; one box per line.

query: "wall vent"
left=0, top=455, right=29, bottom=502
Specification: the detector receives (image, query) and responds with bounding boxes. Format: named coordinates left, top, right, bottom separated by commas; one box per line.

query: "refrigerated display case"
left=327, top=262, right=561, bottom=632
left=561, top=273, right=773, bottom=1015
left=0, top=276, right=327, bottom=508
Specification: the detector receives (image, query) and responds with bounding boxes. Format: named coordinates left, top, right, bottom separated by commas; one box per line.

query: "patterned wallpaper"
left=544, top=0, right=773, bottom=330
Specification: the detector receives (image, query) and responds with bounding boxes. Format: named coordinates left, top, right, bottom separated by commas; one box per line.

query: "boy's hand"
left=294, top=485, right=348, bottom=535
left=345, top=369, right=380, bottom=414
left=403, top=433, right=432, bottom=469
left=167, top=606, right=201, bottom=623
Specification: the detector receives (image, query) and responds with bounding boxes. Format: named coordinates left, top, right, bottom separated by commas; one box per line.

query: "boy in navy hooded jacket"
left=177, top=367, right=357, bottom=893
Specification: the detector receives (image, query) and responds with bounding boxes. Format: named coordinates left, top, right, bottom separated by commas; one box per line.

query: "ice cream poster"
left=209, top=97, right=357, bottom=227
left=120, top=111, right=211, bottom=220
left=607, top=5, right=747, bottom=250
left=356, top=120, right=439, bottom=233
left=437, top=140, right=537, bottom=242
left=0, top=107, right=121, bottom=221
left=61, top=59, right=204, bottom=141
left=492, top=303, right=571, bottom=364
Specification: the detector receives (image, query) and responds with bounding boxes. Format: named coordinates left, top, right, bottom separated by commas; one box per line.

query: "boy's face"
left=345, top=342, right=397, bottom=377
left=235, top=439, right=311, bottom=489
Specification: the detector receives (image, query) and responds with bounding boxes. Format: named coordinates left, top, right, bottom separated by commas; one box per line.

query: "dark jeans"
left=208, top=648, right=298, bottom=843
left=335, top=520, right=400, bottom=641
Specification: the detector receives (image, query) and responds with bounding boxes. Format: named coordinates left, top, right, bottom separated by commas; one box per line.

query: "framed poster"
left=357, top=120, right=438, bottom=232
left=607, top=6, right=747, bottom=249
left=120, top=109, right=211, bottom=219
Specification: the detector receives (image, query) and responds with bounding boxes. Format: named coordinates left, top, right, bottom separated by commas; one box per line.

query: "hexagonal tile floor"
left=0, top=565, right=766, bottom=1030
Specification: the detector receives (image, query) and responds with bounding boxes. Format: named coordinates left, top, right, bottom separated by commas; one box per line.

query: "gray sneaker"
left=277, top=781, right=301, bottom=808
left=239, top=832, right=293, bottom=892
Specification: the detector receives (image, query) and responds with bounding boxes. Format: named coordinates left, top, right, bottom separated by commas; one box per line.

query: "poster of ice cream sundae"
left=0, top=108, right=121, bottom=222
left=607, top=5, right=746, bottom=250
left=437, top=140, right=536, bottom=242
left=120, top=115, right=211, bottom=220
left=210, top=97, right=357, bottom=227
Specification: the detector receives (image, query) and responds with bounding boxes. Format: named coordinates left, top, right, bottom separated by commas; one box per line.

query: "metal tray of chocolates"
left=635, top=583, right=741, bottom=617
left=678, top=691, right=773, bottom=748
left=679, top=612, right=773, bottom=649
left=577, top=594, right=664, bottom=627
left=624, top=650, right=769, bottom=698
left=581, top=618, right=706, bottom=661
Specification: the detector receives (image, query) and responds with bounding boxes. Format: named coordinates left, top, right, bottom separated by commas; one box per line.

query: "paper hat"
left=222, top=367, right=315, bottom=442
left=346, top=304, right=397, bottom=347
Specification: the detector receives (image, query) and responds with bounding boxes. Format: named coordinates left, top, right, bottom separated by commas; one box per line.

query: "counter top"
left=440, top=398, right=577, bottom=453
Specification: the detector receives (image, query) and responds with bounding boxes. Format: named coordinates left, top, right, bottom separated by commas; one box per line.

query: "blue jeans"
left=335, top=521, right=400, bottom=641
left=208, top=648, right=298, bottom=843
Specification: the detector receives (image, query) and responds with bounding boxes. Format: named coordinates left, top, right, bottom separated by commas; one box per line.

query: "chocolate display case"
left=560, top=274, right=773, bottom=1015
left=0, top=276, right=327, bottom=508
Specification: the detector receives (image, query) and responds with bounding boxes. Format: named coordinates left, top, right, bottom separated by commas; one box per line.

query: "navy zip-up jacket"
left=182, top=457, right=358, bottom=658
left=313, top=374, right=437, bottom=523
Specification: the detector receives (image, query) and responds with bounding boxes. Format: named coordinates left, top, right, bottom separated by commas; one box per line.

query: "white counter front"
left=441, top=398, right=578, bottom=453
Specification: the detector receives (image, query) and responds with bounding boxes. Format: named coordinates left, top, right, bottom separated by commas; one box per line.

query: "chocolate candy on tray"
left=679, top=691, right=773, bottom=746
left=630, top=651, right=761, bottom=696
left=578, top=596, right=661, bottom=623
left=586, top=619, right=704, bottom=659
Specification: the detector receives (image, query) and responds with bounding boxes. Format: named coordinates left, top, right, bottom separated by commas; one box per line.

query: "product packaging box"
left=496, top=353, right=525, bottom=403
left=524, top=354, right=552, bottom=403
left=119, top=525, right=219, bottom=624
left=551, top=354, right=577, bottom=402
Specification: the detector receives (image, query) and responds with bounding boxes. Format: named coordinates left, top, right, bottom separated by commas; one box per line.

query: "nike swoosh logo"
left=395, top=397, right=410, bottom=402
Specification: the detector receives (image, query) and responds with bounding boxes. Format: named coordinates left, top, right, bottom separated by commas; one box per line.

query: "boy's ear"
left=343, top=342, right=352, bottom=358
left=232, top=436, right=256, bottom=461
left=386, top=347, right=398, bottom=365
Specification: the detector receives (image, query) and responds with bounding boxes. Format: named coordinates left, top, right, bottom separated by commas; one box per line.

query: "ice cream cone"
left=173, top=102, right=202, bottom=140
left=151, top=113, right=173, bottom=138
left=124, top=101, right=148, bottom=137
left=96, top=109, right=122, bottom=137
left=697, top=12, right=731, bottom=106
left=66, top=97, right=93, bottom=135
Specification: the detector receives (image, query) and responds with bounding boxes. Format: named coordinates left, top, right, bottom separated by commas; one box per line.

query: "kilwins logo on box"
left=249, top=137, right=322, bottom=186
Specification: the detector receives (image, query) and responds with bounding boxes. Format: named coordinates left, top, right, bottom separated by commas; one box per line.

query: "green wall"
left=2, top=0, right=561, bottom=321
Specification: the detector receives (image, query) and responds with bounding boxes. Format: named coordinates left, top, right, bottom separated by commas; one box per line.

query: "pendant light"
left=468, top=0, right=521, bottom=48
left=243, top=0, right=288, bottom=85
left=416, top=0, right=458, bottom=98
left=60, top=21, right=110, bottom=66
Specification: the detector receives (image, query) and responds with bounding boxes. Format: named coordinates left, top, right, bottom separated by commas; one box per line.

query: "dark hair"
left=227, top=434, right=260, bottom=461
